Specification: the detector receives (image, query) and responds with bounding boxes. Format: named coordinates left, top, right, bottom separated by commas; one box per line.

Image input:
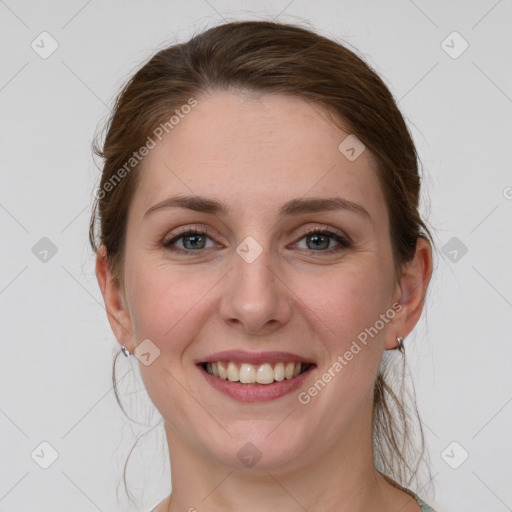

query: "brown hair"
left=90, top=19, right=434, bottom=502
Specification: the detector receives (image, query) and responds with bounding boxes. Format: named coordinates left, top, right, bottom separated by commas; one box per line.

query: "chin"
left=204, top=429, right=308, bottom=472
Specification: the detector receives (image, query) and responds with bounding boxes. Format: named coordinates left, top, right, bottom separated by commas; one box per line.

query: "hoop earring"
left=396, top=336, right=404, bottom=353
left=121, top=345, right=131, bottom=357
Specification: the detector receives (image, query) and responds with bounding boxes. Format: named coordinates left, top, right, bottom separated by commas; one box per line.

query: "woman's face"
left=105, top=90, right=414, bottom=471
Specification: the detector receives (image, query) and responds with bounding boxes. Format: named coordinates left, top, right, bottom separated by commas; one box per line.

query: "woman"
left=91, top=20, right=436, bottom=512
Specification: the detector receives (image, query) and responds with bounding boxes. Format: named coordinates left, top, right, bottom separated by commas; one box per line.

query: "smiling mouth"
left=199, top=361, right=315, bottom=385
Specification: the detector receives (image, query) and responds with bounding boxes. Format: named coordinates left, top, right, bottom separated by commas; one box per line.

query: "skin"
left=96, top=89, right=432, bottom=512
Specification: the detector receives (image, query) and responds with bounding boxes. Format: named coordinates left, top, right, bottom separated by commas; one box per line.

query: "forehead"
left=130, top=90, right=386, bottom=222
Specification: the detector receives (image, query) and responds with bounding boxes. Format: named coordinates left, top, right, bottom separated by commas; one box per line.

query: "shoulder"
left=148, top=494, right=171, bottom=512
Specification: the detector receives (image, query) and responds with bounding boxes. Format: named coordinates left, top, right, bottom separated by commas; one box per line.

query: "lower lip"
left=199, top=364, right=315, bottom=403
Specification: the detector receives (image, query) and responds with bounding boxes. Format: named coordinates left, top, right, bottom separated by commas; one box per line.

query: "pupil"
left=308, top=234, right=328, bottom=250
left=184, top=235, right=205, bottom=250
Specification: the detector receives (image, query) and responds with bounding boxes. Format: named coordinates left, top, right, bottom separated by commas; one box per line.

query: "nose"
left=218, top=243, right=293, bottom=336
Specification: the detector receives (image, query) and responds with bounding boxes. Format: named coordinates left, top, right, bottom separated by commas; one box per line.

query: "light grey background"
left=1, top=1, right=511, bottom=511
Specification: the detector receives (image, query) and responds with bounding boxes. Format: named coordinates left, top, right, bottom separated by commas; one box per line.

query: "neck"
left=162, top=397, right=401, bottom=512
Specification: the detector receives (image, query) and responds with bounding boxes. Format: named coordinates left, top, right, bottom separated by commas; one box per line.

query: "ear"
left=95, top=245, right=134, bottom=351
left=384, top=237, right=433, bottom=350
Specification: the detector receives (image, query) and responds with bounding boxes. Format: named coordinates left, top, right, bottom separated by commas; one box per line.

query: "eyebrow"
left=143, top=195, right=371, bottom=220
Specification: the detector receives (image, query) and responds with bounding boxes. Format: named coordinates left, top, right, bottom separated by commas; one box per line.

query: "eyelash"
left=162, top=226, right=352, bottom=255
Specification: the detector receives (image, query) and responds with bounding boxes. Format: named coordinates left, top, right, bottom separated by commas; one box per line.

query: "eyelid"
left=289, top=226, right=352, bottom=253
left=164, top=224, right=348, bottom=243
left=299, top=225, right=351, bottom=243
left=163, top=225, right=217, bottom=244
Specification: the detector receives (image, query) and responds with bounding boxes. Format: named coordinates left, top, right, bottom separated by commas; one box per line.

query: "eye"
left=162, top=226, right=351, bottom=255
left=163, top=227, right=217, bottom=253
left=293, top=227, right=351, bottom=254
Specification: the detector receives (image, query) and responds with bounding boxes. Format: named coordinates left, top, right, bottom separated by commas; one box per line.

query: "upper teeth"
left=205, top=361, right=305, bottom=384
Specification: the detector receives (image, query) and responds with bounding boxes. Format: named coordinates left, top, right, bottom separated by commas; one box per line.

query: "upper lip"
left=196, top=350, right=316, bottom=366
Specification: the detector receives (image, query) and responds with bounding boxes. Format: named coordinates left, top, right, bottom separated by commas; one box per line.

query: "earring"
left=396, top=336, right=404, bottom=353
left=121, top=345, right=131, bottom=357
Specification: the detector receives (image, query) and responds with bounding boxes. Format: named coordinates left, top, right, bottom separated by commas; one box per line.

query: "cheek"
left=125, top=262, right=212, bottom=424
left=300, top=261, right=394, bottom=344
left=288, top=262, right=395, bottom=437
left=125, top=260, right=212, bottom=352
left=295, top=255, right=395, bottom=395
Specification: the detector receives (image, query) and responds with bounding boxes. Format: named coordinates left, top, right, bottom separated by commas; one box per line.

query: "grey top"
left=416, top=496, right=437, bottom=511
